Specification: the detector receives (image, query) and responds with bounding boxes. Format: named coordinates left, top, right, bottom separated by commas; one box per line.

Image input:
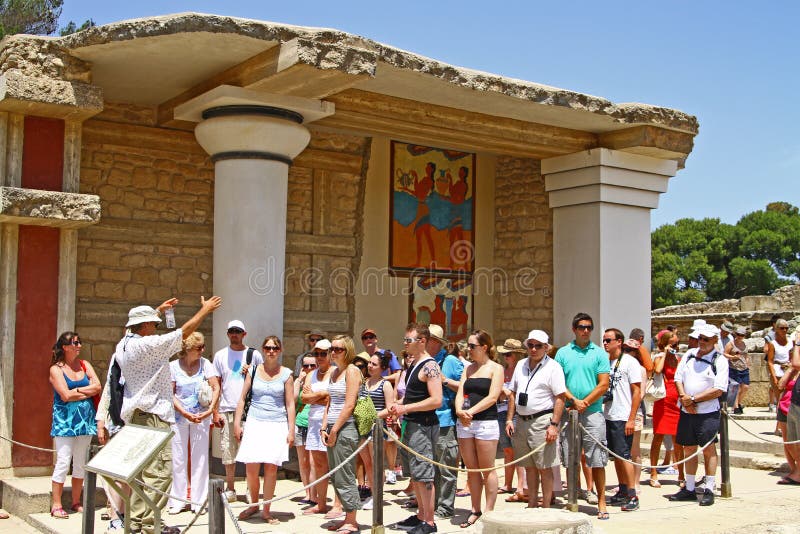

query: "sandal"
left=597, top=510, right=610, bottom=520
left=648, top=479, right=661, bottom=488
left=0, top=511, right=8, bottom=519
left=50, top=507, right=69, bottom=519
left=302, top=505, right=327, bottom=515
left=237, top=506, right=259, bottom=520
left=505, top=493, right=528, bottom=503
left=460, top=512, right=482, bottom=528
left=324, top=509, right=345, bottom=520
left=71, top=504, right=84, bottom=513
left=262, top=515, right=280, bottom=525
left=455, top=489, right=470, bottom=497
left=497, top=487, right=513, bottom=494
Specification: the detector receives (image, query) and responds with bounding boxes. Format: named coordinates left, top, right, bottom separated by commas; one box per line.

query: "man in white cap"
left=212, top=319, right=264, bottom=502
left=115, top=295, right=221, bottom=534
left=670, top=323, right=728, bottom=506
left=505, top=329, right=565, bottom=508
left=425, top=324, right=463, bottom=518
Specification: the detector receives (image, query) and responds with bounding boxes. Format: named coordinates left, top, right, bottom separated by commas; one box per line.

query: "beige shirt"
left=115, top=329, right=183, bottom=424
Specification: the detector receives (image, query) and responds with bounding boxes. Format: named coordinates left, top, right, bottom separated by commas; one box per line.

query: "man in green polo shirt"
left=555, top=312, right=611, bottom=519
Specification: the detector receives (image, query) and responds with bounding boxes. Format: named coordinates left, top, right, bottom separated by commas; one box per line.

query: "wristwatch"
left=690, top=395, right=696, bottom=404
left=549, top=420, right=559, bottom=427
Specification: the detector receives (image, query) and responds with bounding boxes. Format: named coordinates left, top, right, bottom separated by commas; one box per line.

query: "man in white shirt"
left=670, top=323, right=729, bottom=506
left=212, top=320, right=263, bottom=502
left=506, top=329, right=565, bottom=508
left=115, top=295, right=221, bottom=534
left=602, top=330, right=642, bottom=512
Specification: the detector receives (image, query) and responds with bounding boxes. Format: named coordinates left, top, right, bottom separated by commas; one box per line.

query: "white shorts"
left=305, top=417, right=326, bottom=452
left=456, top=419, right=499, bottom=441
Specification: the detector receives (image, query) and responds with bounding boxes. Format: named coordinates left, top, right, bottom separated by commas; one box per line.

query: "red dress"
left=652, top=359, right=680, bottom=436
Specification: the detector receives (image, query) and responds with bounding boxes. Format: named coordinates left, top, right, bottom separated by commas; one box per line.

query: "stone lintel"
left=0, top=70, right=103, bottom=120
left=542, top=147, right=677, bottom=177
left=0, top=186, right=101, bottom=228
left=547, top=183, right=662, bottom=209
left=174, top=85, right=334, bottom=123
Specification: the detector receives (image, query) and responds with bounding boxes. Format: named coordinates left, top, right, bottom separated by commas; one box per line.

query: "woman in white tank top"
left=766, top=320, right=793, bottom=412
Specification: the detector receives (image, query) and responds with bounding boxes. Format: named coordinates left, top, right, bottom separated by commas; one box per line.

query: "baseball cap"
left=525, top=330, right=549, bottom=344
left=227, top=320, right=246, bottom=332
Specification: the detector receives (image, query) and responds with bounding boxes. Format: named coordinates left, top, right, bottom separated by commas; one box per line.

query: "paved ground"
left=3, top=409, right=798, bottom=533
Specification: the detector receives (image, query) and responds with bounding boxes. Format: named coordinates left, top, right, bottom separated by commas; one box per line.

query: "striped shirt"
left=327, top=370, right=354, bottom=425
left=366, top=379, right=387, bottom=412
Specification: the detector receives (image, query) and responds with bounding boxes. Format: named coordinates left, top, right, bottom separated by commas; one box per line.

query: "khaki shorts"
left=512, top=413, right=558, bottom=469
left=218, top=412, right=240, bottom=465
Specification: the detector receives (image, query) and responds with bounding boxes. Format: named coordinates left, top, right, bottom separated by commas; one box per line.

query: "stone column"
left=175, top=86, right=334, bottom=344
left=542, top=148, right=677, bottom=344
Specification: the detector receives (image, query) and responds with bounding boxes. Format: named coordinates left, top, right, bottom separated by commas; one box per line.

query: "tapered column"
left=176, top=86, right=334, bottom=343
left=542, top=148, right=677, bottom=344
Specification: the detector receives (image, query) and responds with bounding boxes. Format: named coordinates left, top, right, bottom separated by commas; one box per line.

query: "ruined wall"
left=492, top=156, right=553, bottom=343
left=75, top=103, right=369, bottom=375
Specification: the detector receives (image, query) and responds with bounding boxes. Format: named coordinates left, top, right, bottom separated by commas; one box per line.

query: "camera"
left=603, top=390, right=614, bottom=404
left=517, top=392, right=528, bottom=407
left=668, top=348, right=678, bottom=355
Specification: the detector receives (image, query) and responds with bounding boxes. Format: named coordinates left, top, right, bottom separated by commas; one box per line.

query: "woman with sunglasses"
left=322, top=335, right=363, bottom=534
left=301, top=339, right=338, bottom=518
left=455, top=329, right=504, bottom=528
left=168, top=332, right=220, bottom=514
left=234, top=336, right=295, bottom=524
left=49, top=332, right=101, bottom=519
left=294, top=354, right=318, bottom=506
left=649, top=331, right=684, bottom=488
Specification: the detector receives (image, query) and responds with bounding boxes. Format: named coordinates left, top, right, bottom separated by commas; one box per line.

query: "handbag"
left=241, top=365, right=256, bottom=422
left=78, top=360, right=101, bottom=412
left=644, top=372, right=666, bottom=402
left=353, top=384, right=377, bottom=437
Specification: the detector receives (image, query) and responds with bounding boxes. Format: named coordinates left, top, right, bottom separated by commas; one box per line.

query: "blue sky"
left=59, top=1, right=800, bottom=229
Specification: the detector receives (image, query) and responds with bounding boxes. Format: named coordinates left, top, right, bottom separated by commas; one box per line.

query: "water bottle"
left=165, top=307, right=176, bottom=329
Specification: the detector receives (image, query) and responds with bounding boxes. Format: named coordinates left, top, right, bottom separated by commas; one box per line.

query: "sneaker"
left=607, top=491, right=628, bottom=506
left=394, top=515, right=423, bottom=530
left=408, top=523, right=437, bottom=534
left=434, top=511, right=453, bottom=519
left=660, top=466, right=679, bottom=475
left=362, top=497, right=373, bottom=510
left=769, top=404, right=777, bottom=413
left=585, top=490, right=599, bottom=505
left=698, top=488, right=715, bottom=506
left=160, top=527, right=181, bottom=534
left=621, top=496, right=639, bottom=511
left=733, top=406, right=744, bottom=415
left=669, top=488, right=697, bottom=502
left=224, top=490, right=237, bottom=502
left=386, top=469, right=397, bottom=485
left=107, top=518, right=124, bottom=531
left=359, top=485, right=372, bottom=499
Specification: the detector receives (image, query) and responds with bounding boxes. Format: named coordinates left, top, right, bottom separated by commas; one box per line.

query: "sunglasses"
left=361, top=334, right=377, bottom=340
left=263, top=346, right=280, bottom=352
left=227, top=329, right=244, bottom=334
left=698, top=335, right=714, bottom=342
left=69, top=340, right=82, bottom=346
left=734, top=333, right=745, bottom=337
left=526, top=342, right=544, bottom=350
left=312, top=351, right=329, bottom=357
left=302, top=363, right=317, bottom=369
left=309, top=337, right=323, bottom=343
left=196, top=344, right=205, bottom=350
left=575, top=324, right=593, bottom=331
left=403, top=337, right=421, bottom=344
left=601, top=338, right=615, bottom=344
left=330, top=347, right=346, bottom=354
left=777, top=327, right=789, bottom=331
left=467, top=343, right=479, bottom=350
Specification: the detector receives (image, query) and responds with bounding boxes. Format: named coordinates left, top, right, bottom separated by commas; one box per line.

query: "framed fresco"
left=409, top=275, right=473, bottom=343
left=389, top=141, right=476, bottom=274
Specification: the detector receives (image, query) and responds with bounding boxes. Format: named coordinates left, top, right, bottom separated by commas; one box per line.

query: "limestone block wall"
left=492, top=156, right=553, bottom=343
left=74, top=103, right=370, bottom=375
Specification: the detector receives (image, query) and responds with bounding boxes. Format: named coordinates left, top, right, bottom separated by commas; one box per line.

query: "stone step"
left=0, top=477, right=105, bottom=531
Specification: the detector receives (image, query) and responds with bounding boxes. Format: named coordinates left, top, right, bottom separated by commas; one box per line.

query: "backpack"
left=686, top=352, right=718, bottom=375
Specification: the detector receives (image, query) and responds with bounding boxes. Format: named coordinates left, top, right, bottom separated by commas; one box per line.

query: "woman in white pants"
left=168, top=332, right=220, bottom=514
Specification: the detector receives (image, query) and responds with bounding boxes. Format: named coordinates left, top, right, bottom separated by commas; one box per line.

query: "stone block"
left=477, top=508, right=592, bottom=534
left=100, top=268, right=131, bottom=282
left=95, top=281, right=124, bottom=299
left=740, top=296, right=780, bottom=312
left=0, top=186, right=101, bottom=228
left=86, top=248, right=121, bottom=267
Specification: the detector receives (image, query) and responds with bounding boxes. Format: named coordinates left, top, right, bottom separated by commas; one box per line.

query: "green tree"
left=58, top=16, right=93, bottom=36
left=651, top=202, right=799, bottom=308
left=0, top=0, right=63, bottom=38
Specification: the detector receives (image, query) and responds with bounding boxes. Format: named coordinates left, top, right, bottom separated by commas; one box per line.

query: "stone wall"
left=75, top=103, right=370, bottom=376
left=492, top=156, right=553, bottom=343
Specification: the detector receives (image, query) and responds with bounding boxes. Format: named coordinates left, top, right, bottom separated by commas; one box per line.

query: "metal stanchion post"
left=372, top=424, right=385, bottom=534
left=719, top=404, right=732, bottom=498
left=566, top=409, right=579, bottom=512
left=208, top=478, right=225, bottom=533
left=82, top=445, right=97, bottom=534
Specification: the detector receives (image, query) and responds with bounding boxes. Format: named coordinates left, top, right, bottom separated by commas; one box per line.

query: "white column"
left=175, top=86, right=334, bottom=345
left=542, top=148, right=677, bottom=345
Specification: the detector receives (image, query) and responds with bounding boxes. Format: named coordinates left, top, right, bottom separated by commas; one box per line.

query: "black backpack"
left=686, top=352, right=717, bottom=375
left=241, top=348, right=256, bottom=421
left=108, top=358, right=126, bottom=428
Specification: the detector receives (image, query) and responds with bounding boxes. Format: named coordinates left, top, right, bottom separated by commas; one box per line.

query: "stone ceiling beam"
left=598, top=125, right=694, bottom=160
left=156, top=37, right=375, bottom=129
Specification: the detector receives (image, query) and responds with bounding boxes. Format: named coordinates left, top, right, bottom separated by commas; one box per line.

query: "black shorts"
left=605, top=419, right=632, bottom=459
left=676, top=411, right=720, bottom=447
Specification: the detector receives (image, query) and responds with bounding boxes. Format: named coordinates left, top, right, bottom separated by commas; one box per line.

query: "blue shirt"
left=555, top=341, right=610, bottom=414
left=435, top=348, right=464, bottom=427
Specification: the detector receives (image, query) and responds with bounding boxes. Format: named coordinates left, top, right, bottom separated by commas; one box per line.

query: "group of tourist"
left=47, top=298, right=800, bottom=533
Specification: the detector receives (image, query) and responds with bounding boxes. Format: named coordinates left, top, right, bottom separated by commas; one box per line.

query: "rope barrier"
left=0, top=434, right=56, bottom=452
left=578, top=422, right=718, bottom=468
left=222, top=496, right=246, bottom=534
left=180, top=498, right=208, bottom=534
left=133, top=478, right=206, bottom=508
left=723, top=411, right=800, bottom=445
left=384, top=424, right=552, bottom=473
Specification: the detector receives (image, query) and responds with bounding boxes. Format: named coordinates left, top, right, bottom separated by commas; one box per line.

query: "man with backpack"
left=212, top=320, right=263, bottom=502
left=670, top=323, right=729, bottom=506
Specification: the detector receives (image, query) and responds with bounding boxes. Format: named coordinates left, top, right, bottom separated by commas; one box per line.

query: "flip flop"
left=505, top=493, right=528, bottom=503
left=459, top=511, right=482, bottom=528
left=497, top=487, right=513, bottom=494
left=597, top=511, right=610, bottom=520
left=0, top=510, right=9, bottom=519
left=324, top=509, right=345, bottom=520
left=648, top=479, right=662, bottom=488
left=50, top=507, right=68, bottom=519
left=302, top=506, right=327, bottom=515
left=777, top=477, right=800, bottom=485
left=70, top=504, right=84, bottom=513
left=455, top=489, right=470, bottom=497
left=262, top=515, right=280, bottom=525
left=237, top=506, right=259, bottom=520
